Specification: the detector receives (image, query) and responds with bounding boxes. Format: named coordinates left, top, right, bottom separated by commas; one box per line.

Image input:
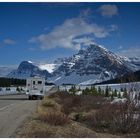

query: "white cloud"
left=79, top=8, right=93, bottom=19
left=98, top=4, right=118, bottom=18
left=109, top=24, right=118, bottom=31
left=29, top=17, right=116, bottom=50
left=73, top=36, right=95, bottom=46
left=118, top=47, right=140, bottom=58
left=3, top=38, right=16, bottom=45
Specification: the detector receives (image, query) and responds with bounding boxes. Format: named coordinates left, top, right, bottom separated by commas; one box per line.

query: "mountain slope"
left=7, top=61, right=51, bottom=79
left=7, top=44, right=139, bottom=84
left=48, top=44, right=138, bottom=85
left=0, top=66, right=16, bottom=77
left=95, top=69, right=140, bottom=85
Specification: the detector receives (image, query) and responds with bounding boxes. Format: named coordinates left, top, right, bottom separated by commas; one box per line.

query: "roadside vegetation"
left=20, top=84, right=140, bottom=138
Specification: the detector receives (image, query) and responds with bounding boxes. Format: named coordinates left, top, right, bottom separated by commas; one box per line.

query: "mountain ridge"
left=7, top=43, right=140, bottom=85
left=7, top=61, right=52, bottom=79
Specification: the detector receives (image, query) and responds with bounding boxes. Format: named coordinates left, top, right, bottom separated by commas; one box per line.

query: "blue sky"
left=0, top=2, right=140, bottom=66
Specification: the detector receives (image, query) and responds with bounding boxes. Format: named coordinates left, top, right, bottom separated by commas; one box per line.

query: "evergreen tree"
left=101, top=89, right=105, bottom=95
left=111, top=93, right=114, bottom=100
left=98, top=86, right=102, bottom=95
left=118, top=92, right=121, bottom=98
left=108, top=87, right=112, bottom=93
left=0, top=77, right=26, bottom=87
left=124, top=87, right=127, bottom=93
left=69, top=85, right=77, bottom=94
left=114, top=89, right=117, bottom=97
left=138, top=92, right=140, bottom=100
left=120, top=87, right=124, bottom=92
left=91, top=86, right=97, bottom=95
left=105, top=86, right=109, bottom=97
left=16, top=87, right=20, bottom=92
left=78, top=86, right=81, bottom=91
left=82, top=87, right=90, bottom=95
left=82, top=89, right=86, bottom=95
left=123, top=91, right=128, bottom=99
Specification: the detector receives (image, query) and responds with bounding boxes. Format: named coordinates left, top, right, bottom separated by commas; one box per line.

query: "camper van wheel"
left=29, top=95, right=32, bottom=100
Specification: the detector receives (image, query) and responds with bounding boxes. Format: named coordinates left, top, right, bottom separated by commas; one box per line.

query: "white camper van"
left=26, top=77, right=45, bottom=100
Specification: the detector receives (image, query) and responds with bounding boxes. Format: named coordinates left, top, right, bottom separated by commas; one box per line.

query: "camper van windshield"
left=38, top=81, right=42, bottom=84
left=33, top=81, right=35, bottom=85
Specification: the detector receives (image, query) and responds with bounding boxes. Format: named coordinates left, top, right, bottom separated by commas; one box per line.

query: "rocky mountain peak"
left=7, top=61, right=51, bottom=79
left=6, top=43, right=140, bottom=85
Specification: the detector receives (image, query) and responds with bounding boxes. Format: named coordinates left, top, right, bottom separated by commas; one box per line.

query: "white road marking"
left=0, top=103, right=15, bottom=111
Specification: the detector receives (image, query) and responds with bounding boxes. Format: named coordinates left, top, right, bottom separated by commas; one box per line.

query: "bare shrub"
left=60, top=94, right=108, bottom=115
left=42, top=100, right=56, bottom=108
left=80, top=95, right=108, bottom=111
left=61, top=103, right=72, bottom=115
left=111, top=101, right=140, bottom=133
left=38, top=111, right=70, bottom=126
left=83, top=101, right=140, bottom=134
left=84, top=103, right=115, bottom=131
left=60, top=95, right=82, bottom=115
left=48, top=91, right=69, bottom=99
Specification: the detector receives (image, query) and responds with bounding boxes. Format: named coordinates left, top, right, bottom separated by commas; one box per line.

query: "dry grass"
left=19, top=92, right=101, bottom=138
left=56, top=122, right=98, bottom=138
left=37, top=111, right=70, bottom=126
left=41, top=99, right=56, bottom=108
left=22, top=120, right=98, bottom=138
left=36, top=97, right=70, bottom=126
left=20, top=91, right=135, bottom=138
left=23, top=121, right=56, bottom=138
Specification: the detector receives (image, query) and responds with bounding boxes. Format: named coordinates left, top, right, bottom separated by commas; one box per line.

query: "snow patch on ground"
left=111, top=98, right=127, bottom=104
left=0, top=87, right=26, bottom=95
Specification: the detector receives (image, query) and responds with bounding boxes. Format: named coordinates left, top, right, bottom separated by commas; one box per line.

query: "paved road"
left=0, top=86, right=58, bottom=138
left=0, top=94, right=39, bottom=138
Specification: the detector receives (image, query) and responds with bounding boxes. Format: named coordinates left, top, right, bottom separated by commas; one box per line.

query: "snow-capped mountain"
left=7, top=61, right=51, bottom=79
left=48, top=43, right=139, bottom=85
left=7, top=43, right=140, bottom=85
left=0, top=66, right=16, bottom=77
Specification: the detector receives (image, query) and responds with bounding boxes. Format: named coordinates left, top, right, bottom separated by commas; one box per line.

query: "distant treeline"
left=95, top=70, right=140, bottom=85
left=0, top=77, right=26, bottom=87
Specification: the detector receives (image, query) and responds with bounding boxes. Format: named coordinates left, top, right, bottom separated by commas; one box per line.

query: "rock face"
left=7, top=43, right=140, bottom=85
left=48, top=44, right=138, bottom=85
left=7, top=61, right=51, bottom=79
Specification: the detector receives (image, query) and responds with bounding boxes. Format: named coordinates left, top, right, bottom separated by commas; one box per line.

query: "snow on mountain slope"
left=49, top=72, right=99, bottom=85
left=6, top=43, right=139, bottom=84
left=48, top=43, right=138, bottom=85
left=38, top=64, right=60, bottom=73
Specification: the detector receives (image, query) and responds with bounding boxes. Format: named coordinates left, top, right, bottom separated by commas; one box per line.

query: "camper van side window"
left=33, top=81, right=35, bottom=85
left=38, top=81, right=42, bottom=84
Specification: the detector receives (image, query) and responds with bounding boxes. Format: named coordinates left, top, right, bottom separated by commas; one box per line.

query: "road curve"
left=0, top=94, right=38, bottom=138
